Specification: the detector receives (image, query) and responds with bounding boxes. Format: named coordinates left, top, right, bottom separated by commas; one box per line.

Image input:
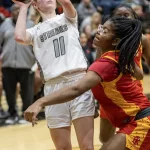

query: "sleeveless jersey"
left=27, top=13, right=87, bottom=82
left=134, top=42, right=142, bottom=68
left=134, top=43, right=143, bottom=89
left=100, top=44, right=144, bottom=119
left=89, top=51, right=150, bottom=128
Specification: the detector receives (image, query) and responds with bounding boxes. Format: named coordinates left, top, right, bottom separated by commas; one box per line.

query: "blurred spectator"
left=80, top=32, right=94, bottom=65
left=0, top=4, right=35, bottom=125
left=92, top=0, right=113, bottom=15
left=132, top=4, right=144, bottom=21
left=83, top=24, right=94, bottom=50
left=122, top=0, right=149, bottom=8
left=80, top=12, right=102, bottom=35
left=122, top=0, right=136, bottom=6
left=0, top=57, right=6, bottom=120
left=82, top=11, right=101, bottom=52
left=1, top=0, right=13, bottom=12
left=144, top=26, right=150, bottom=40
left=0, top=6, right=11, bottom=18
left=122, top=0, right=150, bottom=13
left=132, top=4, right=144, bottom=16
left=0, top=13, right=5, bottom=27
left=0, top=13, right=8, bottom=120
left=76, top=0, right=97, bottom=27
left=92, top=0, right=122, bottom=15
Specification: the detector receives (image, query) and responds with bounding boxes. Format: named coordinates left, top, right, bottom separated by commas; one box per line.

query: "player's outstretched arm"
left=57, top=0, right=76, bottom=19
left=12, top=0, right=33, bottom=45
left=24, top=71, right=102, bottom=126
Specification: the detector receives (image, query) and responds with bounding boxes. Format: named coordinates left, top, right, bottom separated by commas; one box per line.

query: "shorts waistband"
left=122, top=107, right=150, bottom=124
left=45, top=71, right=86, bottom=85
left=135, top=107, right=150, bottom=120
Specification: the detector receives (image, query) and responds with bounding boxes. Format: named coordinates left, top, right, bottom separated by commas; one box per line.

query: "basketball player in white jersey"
left=13, top=0, right=95, bottom=149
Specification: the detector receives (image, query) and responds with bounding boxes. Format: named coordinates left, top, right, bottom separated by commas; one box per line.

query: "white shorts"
left=44, top=71, right=95, bottom=128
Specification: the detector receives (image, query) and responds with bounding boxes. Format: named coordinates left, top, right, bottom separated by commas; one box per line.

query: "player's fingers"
left=32, top=120, right=38, bottom=127
left=32, top=116, right=38, bottom=127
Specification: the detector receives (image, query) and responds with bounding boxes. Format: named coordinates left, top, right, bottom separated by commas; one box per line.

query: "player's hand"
left=24, top=101, right=43, bottom=127
left=12, top=0, right=33, bottom=7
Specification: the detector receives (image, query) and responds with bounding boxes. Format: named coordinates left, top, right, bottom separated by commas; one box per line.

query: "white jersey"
left=27, top=13, right=87, bottom=82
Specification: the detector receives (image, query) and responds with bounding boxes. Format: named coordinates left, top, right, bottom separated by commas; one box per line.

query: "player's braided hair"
left=109, top=17, right=142, bottom=75
left=113, top=4, right=139, bottom=19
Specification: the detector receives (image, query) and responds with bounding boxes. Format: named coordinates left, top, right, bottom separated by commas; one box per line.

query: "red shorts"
left=118, top=116, right=150, bottom=150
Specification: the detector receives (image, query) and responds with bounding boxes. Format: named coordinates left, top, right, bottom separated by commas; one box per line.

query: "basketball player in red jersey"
left=96, top=4, right=150, bottom=145
left=24, top=17, right=150, bottom=150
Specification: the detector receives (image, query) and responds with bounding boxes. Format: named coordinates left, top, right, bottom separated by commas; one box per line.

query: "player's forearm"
left=15, top=6, right=28, bottom=43
left=37, top=85, right=86, bottom=107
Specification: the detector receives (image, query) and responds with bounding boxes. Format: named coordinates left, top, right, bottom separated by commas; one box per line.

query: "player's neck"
left=40, top=11, right=56, bottom=21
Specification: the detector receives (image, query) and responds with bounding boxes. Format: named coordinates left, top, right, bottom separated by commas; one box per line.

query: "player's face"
left=33, top=0, right=56, bottom=13
left=93, top=20, right=115, bottom=50
left=114, top=7, right=134, bottom=19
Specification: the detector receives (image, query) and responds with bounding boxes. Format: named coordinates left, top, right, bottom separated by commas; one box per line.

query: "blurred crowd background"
left=0, top=0, right=150, bottom=126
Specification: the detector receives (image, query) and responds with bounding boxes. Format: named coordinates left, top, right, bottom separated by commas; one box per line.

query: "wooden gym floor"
left=0, top=75, right=150, bottom=150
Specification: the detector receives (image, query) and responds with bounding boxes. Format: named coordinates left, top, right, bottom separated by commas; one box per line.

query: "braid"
left=109, top=17, right=142, bottom=74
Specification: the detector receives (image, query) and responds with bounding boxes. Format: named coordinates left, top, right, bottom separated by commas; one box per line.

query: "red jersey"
left=134, top=43, right=143, bottom=90
left=89, top=51, right=150, bottom=128
left=134, top=42, right=142, bottom=68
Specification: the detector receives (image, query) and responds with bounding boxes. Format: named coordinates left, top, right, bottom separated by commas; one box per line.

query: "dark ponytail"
left=109, top=17, right=142, bottom=75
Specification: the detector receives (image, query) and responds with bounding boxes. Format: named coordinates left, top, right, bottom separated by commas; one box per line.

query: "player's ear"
left=32, top=1, right=38, bottom=10
left=112, top=38, right=120, bottom=46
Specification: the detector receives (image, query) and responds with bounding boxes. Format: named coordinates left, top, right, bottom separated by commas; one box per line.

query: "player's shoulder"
left=55, top=13, right=67, bottom=21
left=30, top=22, right=41, bottom=30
